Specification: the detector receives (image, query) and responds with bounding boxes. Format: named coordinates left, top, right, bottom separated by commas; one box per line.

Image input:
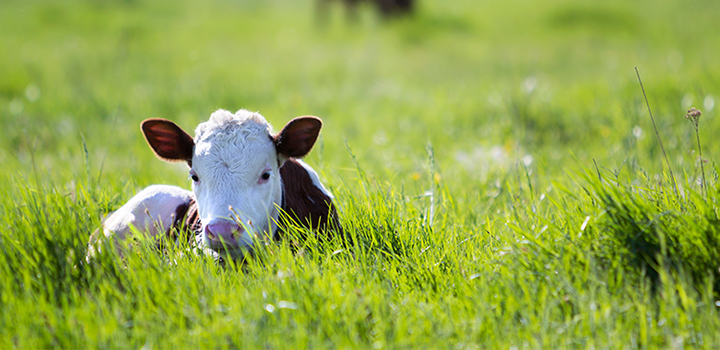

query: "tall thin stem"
left=694, top=124, right=707, bottom=198
left=635, top=67, right=680, bottom=201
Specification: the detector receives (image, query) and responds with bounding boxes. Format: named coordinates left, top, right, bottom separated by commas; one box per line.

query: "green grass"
left=2, top=0, right=720, bottom=347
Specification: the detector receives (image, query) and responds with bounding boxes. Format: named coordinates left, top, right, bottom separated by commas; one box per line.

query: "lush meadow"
left=2, top=0, right=720, bottom=347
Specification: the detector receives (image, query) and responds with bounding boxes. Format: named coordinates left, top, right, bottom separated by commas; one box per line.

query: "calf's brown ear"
left=141, top=118, right=194, bottom=167
left=274, top=116, right=322, bottom=160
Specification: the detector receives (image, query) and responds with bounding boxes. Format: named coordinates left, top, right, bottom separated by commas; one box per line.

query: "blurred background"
left=1, top=0, right=719, bottom=200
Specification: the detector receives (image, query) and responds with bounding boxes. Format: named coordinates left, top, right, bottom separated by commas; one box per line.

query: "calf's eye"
left=189, top=170, right=199, bottom=182
left=260, top=172, right=271, bottom=181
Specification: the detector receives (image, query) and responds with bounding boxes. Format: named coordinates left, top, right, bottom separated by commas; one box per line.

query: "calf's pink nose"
left=205, top=222, right=243, bottom=243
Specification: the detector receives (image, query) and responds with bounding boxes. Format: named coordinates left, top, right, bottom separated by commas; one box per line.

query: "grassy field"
left=2, top=0, right=720, bottom=347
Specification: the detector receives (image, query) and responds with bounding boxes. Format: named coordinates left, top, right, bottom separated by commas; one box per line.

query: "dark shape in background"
left=317, top=0, right=414, bottom=21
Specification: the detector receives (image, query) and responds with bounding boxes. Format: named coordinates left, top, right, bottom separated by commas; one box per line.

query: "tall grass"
left=3, top=146, right=720, bottom=348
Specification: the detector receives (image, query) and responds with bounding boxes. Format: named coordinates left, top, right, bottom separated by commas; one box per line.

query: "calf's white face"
left=141, top=109, right=322, bottom=260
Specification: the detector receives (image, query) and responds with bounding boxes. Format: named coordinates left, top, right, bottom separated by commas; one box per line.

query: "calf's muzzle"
left=205, top=221, right=244, bottom=250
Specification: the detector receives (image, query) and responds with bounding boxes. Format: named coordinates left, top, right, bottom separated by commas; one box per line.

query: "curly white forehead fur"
left=193, top=109, right=273, bottom=143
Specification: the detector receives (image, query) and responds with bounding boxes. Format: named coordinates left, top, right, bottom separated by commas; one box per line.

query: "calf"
left=88, top=109, right=341, bottom=261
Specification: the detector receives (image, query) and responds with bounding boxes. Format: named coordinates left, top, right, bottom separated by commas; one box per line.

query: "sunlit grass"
left=2, top=0, right=720, bottom=348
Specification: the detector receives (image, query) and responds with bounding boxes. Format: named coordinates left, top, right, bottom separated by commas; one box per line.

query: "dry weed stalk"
left=685, top=107, right=706, bottom=197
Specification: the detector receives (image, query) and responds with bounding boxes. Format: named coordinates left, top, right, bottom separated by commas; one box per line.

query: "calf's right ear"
left=141, top=118, right=194, bottom=167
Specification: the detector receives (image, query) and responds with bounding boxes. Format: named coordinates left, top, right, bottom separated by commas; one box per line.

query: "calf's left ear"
left=274, top=116, right=322, bottom=162
left=141, top=118, right=195, bottom=167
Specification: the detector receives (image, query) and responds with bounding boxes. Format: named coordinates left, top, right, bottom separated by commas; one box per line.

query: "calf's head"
left=141, top=109, right=321, bottom=259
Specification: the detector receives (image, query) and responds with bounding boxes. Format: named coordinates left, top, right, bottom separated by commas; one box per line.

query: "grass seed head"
left=685, top=107, right=702, bottom=127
